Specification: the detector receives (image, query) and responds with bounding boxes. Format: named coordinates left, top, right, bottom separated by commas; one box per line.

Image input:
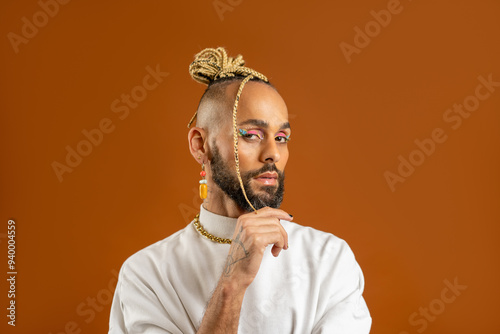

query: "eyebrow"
left=238, top=119, right=291, bottom=131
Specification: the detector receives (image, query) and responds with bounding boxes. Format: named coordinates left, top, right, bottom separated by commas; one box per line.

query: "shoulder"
left=282, top=220, right=352, bottom=252
left=118, top=224, right=192, bottom=280
left=281, top=220, right=360, bottom=270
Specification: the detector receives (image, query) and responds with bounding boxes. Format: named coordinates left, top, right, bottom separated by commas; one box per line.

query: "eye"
left=274, top=133, right=291, bottom=143
left=238, top=129, right=264, bottom=141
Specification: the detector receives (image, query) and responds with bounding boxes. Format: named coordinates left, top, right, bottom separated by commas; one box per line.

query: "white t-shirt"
left=109, top=206, right=372, bottom=333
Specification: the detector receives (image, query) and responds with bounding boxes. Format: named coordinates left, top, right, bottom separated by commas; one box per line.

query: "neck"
left=202, top=183, right=248, bottom=218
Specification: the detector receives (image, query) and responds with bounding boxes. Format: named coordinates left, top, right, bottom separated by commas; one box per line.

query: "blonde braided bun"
left=188, top=47, right=270, bottom=213
left=188, top=47, right=268, bottom=86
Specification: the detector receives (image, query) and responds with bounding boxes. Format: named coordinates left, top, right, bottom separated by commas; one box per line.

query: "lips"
left=254, top=172, right=278, bottom=186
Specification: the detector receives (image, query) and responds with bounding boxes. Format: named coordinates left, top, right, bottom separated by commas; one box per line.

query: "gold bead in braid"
left=193, top=214, right=232, bottom=244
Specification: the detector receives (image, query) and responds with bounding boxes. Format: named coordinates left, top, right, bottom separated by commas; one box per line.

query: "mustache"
left=245, top=164, right=284, bottom=179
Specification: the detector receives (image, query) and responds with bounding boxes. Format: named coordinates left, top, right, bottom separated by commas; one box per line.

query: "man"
left=109, top=47, right=372, bottom=333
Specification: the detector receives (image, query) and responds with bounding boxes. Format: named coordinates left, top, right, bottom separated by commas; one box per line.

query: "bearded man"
left=109, top=47, right=372, bottom=333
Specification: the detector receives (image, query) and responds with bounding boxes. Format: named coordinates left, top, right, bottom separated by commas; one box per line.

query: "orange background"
left=1, top=0, right=499, bottom=333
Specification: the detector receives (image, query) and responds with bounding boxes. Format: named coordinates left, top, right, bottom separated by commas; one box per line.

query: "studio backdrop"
left=1, top=0, right=499, bottom=333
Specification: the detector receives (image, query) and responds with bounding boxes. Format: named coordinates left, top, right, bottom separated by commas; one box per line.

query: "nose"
left=260, top=138, right=281, bottom=163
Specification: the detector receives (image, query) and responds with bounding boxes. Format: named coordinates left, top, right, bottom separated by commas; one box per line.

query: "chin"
left=253, top=184, right=278, bottom=194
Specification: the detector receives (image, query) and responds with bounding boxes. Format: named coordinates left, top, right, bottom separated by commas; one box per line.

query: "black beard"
left=210, top=144, right=285, bottom=212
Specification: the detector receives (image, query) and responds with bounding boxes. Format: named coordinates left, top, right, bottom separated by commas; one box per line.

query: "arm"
left=196, top=207, right=292, bottom=334
left=312, top=240, right=372, bottom=334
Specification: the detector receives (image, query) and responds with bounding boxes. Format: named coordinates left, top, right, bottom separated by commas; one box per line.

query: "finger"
left=243, top=226, right=286, bottom=256
left=278, top=220, right=289, bottom=250
left=248, top=207, right=293, bottom=222
left=265, top=231, right=287, bottom=257
left=259, top=207, right=293, bottom=221
left=242, top=216, right=289, bottom=250
left=270, top=230, right=286, bottom=257
left=271, top=244, right=283, bottom=257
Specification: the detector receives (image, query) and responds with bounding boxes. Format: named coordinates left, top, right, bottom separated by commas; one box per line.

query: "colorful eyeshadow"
left=238, top=129, right=264, bottom=140
left=238, top=129, right=290, bottom=141
left=275, top=132, right=291, bottom=141
left=246, top=130, right=263, bottom=139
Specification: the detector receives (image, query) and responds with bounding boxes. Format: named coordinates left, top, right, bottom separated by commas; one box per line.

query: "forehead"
left=230, top=81, right=289, bottom=128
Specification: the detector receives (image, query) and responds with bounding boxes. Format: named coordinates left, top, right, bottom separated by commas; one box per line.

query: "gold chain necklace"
left=193, top=213, right=232, bottom=244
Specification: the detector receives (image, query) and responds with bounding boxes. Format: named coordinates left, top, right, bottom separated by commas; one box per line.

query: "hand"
left=197, top=207, right=292, bottom=333
left=222, top=207, right=292, bottom=289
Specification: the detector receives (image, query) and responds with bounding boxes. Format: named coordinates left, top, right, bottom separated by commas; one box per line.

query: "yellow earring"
left=199, top=163, right=207, bottom=199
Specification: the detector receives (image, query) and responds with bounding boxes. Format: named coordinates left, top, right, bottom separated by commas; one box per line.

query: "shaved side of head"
left=195, top=80, right=234, bottom=137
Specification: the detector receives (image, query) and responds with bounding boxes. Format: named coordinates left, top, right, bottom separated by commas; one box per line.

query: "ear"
left=188, top=127, right=207, bottom=164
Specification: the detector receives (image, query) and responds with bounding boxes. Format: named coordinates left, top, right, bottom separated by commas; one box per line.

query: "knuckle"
left=253, top=235, right=263, bottom=245
left=240, top=219, right=250, bottom=229
left=245, top=227, right=255, bottom=237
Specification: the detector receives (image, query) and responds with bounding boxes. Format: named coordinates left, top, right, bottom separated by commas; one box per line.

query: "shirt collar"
left=198, top=205, right=238, bottom=240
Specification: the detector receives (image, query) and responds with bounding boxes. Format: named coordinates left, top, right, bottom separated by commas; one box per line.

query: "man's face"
left=211, top=143, right=285, bottom=211
left=208, top=81, right=290, bottom=211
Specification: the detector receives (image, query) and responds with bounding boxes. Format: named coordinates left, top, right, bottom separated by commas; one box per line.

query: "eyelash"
left=238, top=129, right=291, bottom=143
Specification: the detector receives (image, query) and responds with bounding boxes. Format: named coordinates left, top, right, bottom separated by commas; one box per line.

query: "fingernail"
left=289, top=214, right=293, bottom=218
left=286, top=243, right=289, bottom=250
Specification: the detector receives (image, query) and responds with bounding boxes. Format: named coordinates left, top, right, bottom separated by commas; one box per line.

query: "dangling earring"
left=199, top=163, right=207, bottom=199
